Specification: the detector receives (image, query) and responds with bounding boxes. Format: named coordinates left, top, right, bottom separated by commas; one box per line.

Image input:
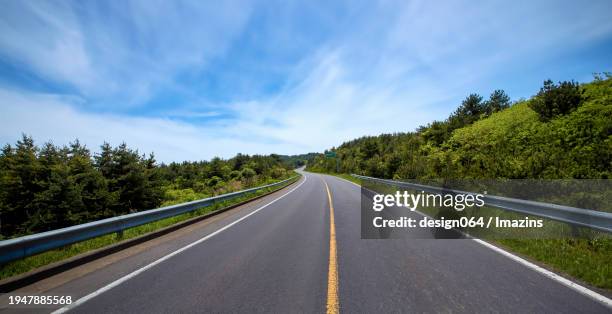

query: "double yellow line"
left=322, top=177, right=339, bottom=314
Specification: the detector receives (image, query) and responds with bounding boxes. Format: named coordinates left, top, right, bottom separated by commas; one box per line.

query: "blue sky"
left=1, top=0, right=611, bottom=162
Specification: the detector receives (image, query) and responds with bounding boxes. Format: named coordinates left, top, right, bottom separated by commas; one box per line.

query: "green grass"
left=0, top=176, right=299, bottom=281
left=496, top=238, right=612, bottom=289
left=323, top=171, right=612, bottom=290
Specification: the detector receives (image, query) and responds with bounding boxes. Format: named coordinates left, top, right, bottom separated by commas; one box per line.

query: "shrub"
left=529, top=80, right=583, bottom=121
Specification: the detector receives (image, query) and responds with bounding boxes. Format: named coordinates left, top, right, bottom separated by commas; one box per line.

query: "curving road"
left=3, top=170, right=611, bottom=313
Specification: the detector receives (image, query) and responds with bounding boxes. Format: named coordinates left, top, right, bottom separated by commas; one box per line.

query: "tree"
left=12, top=135, right=43, bottom=234
left=66, top=140, right=112, bottom=223
left=450, top=93, right=484, bottom=127
left=0, top=144, right=18, bottom=237
left=111, top=143, right=150, bottom=213
left=529, top=80, right=583, bottom=121
left=95, top=142, right=114, bottom=178
left=483, top=90, right=511, bottom=116
left=241, top=167, right=256, bottom=184
left=35, top=142, right=72, bottom=230
left=0, top=137, right=291, bottom=238
left=360, top=139, right=378, bottom=159
left=421, top=121, right=450, bottom=145
left=141, top=152, right=163, bottom=210
left=208, top=157, right=225, bottom=178
left=232, top=153, right=250, bottom=171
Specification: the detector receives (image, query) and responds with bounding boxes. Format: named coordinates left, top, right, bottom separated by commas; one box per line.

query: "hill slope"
left=308, top=75, right=611, bottom=180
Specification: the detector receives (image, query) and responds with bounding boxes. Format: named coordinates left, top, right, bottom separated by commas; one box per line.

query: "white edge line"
left=409, top=202, right=612, bottom=309
left=340, top=175, right=612, bottom=309
left=472, top=238, right=612, bottom=308
left=52, top=175, right=308, bottom=314
left=322, top=173, right=361, bottom=188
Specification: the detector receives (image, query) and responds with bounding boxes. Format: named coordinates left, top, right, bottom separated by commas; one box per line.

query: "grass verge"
left=0, top=176, right=299, bottom=281
left=495, top=238, right=611, bottom=290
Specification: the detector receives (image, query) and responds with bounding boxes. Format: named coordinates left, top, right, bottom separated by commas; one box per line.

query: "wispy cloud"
left=1, top=0, right=611, bottom=161
left=0, top=0, right=252, bottom=107
left=0, top=88, right=292, bottom=161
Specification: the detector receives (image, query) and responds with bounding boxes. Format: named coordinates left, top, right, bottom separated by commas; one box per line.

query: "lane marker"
left=52, top=176, right=308, bottom=314
left=322, top=177, right=339, bottom=314
left=328, top=174, right=612, bottom=309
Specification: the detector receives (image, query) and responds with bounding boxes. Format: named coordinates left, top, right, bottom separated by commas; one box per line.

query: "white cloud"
left=211, top=0, right=612, bottom=155
left=1, top=1, right=611, bottom=161
left=0, top=88, right=307, bottom=162
left=0, top=1, right=96, bottom=89
left=0, top=0, right=253, bottom=106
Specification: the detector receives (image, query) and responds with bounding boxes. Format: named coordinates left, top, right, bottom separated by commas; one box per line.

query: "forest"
left=0, top=140, right=292, bottom=239
left=307, top=74, right=611, bottom=181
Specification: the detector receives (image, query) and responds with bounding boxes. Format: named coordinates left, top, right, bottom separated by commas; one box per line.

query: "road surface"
left=3, top=170, right=611, bottom=313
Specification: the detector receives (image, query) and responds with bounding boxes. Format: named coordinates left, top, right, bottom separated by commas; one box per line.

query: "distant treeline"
left=0, top=140, right=291, bottom=239
left=307, top=73, right=611, bottom=179
left=279, top=153, right=319, bottom=168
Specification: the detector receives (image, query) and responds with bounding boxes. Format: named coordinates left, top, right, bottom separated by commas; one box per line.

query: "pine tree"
left=483, top=90, right=511, bottom=115
left=0, top=144, right=17, bottom=237
left=67, top=140, right=111, bottom=223
left=13, top=135, right=44, bottom=234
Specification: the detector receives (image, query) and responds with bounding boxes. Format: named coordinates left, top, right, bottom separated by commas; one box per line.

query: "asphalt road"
left=3, top=170, right=611, bottom=313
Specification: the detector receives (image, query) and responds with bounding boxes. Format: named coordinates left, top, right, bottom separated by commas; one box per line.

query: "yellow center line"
left=322, top=177, right=339, bottom=314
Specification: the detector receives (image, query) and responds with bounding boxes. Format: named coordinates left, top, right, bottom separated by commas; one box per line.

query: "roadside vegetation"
left=0, top=176, right=298, bottom=280
left=0, top=141, right=292, bottom=240
left=307, top=73, right=612, bottom=289
left=0, top=137, right=298, bottom=279
left=308, top=74, right=610, bottom=179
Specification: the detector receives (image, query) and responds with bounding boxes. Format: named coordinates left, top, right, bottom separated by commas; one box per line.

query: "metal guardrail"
left=352, top=174, right=612, bottom=234
left=0, top=176, right=299, bottom=264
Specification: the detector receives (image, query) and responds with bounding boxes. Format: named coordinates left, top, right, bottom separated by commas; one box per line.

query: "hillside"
left=307, top=74, right=611, bottom=180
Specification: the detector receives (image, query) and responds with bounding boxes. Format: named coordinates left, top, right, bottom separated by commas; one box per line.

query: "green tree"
left=450, top=93, right=484, bottom=127
left=0, top=144, right=18, bottom=237
left=66, top=140, right=112, bottom=223
left=529, top=80, right=583, bottom=121
left=483, top=89, right=511, bottom=116
left=241, top=167, right=256, bottom=184
left=0, top=137, right=292, bottom=238
left=111, top=143, right=151, bottom=213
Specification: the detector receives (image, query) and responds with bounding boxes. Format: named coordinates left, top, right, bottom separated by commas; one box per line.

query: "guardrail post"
left=571, top=225, right=581, bottom=238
